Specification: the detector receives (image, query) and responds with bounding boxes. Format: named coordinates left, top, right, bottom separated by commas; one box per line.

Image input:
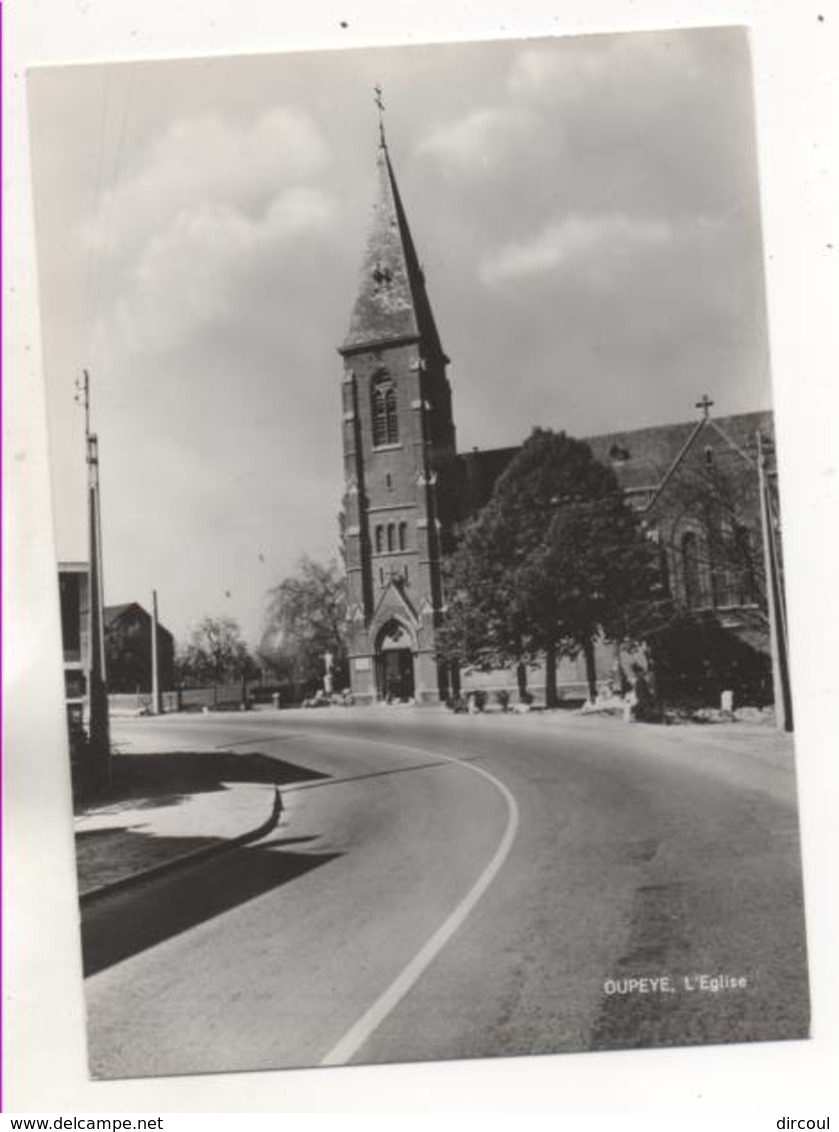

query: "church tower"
left=339, top=108, right=457, bottom=704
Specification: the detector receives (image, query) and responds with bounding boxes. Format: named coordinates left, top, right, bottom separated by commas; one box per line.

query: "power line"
left=85, top=63, right=139, bottom=369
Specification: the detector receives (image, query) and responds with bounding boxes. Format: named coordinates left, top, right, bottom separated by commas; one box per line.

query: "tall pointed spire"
left=341, top=95, right=445, bottom=358
left=338, top=91, right=457, bottom=707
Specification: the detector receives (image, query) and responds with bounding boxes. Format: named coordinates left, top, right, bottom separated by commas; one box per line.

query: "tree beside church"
left=440, top=429, right=657, bottom=704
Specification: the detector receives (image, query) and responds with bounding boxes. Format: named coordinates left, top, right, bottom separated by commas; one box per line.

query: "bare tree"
left=178, top=615, right=255, bottom=702
left=260, top=557, right=347, bottom=694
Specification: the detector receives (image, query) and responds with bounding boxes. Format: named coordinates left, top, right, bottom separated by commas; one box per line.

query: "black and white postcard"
left=22, top=24, right=814, bottom=1090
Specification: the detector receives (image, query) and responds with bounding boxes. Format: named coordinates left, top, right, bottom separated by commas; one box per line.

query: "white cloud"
left=79, top=105, right=334, bottom=356
left=480, top=212, right=674, bottom=287
left=507, top=34, right=702, bottom=104
left=84, top=106, right=329, bottom=264
left=508, top=43, right=611, bottom=100
left=416, top=107, right=535, bottom=171
left=113, top=187, right=335, bottom=353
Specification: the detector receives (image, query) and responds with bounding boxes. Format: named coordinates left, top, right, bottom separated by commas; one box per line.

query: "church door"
left=378, top=649, right=415, bottom=701
left=375, top=621, right=416, bottom=701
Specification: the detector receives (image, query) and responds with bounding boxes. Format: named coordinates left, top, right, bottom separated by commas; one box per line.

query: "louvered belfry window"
left=371, top=370, right=398, bottom=446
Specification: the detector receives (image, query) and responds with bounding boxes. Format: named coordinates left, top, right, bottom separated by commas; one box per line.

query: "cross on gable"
left=695, top=394, right=714, bottom=419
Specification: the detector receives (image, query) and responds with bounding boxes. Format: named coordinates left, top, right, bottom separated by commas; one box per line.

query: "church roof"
left=454, top=410, right=775, bottom=519
left=341, top=141, right=444, bottom=358
left=587, top=410, right=773, bottom=497
left=456, top=446, right=521, bottom=518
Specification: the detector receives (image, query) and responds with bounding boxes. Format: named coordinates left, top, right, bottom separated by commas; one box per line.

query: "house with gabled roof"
left=103, top=601, right=175, bottom=695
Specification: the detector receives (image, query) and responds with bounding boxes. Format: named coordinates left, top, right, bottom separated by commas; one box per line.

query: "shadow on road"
left=81, top=836, right=340, bottom=976
left=76, top=751, right=330, bottom=814
left=283, top=756, right=480, bottom=794
left=76, top=827, right=224, bottom=894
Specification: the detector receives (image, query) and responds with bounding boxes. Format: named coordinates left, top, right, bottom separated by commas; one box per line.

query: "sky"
left=27, top=26, right=771, bottom=648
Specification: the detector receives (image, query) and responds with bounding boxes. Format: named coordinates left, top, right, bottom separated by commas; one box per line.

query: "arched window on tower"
left=398, top=522, right=407, bottom=551
left=387, top=524, right=395, bottom=552
left=375, top=526, right=383, bottom=554
left=681, top=531, right=702, bottom=610
left=371, top=370, right=398, bottom=447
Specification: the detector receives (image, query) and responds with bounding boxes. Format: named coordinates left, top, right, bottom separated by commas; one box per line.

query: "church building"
left=339, top=129, right=781, bottom=707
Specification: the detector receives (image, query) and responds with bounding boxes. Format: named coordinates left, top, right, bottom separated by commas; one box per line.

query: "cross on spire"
left=695, top=393, right=714, bottom=419
left=374, top=83, right=386, bottom=148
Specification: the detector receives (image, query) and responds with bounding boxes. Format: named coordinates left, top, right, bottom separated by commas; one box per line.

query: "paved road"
left=83, top=709, right=809, bottom=1078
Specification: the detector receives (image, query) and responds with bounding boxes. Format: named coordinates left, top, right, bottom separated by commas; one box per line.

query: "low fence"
left=109, top=683, right=303, bottom=713
left=178, top=684, right=250, bottom=711
left=108, top=692, right=179, bottom=716
left=108, top=685, right=247, bottom=715
left=177, top=684, right=305, bottom=709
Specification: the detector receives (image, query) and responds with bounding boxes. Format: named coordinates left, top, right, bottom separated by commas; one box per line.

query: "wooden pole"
left=151, top=589, right=162, bottom=715
left=77, top=369, right=111, bottom=792
left=757, top=431, right=793, bottom=731
left=87, top=430, right=111, bottom=789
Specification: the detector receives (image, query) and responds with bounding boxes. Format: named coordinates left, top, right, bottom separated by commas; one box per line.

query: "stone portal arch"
left=374, top=619, right=416, bottom=702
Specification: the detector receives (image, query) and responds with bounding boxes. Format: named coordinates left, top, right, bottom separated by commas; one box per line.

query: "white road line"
left=314, top=734, right=520, bottom=1067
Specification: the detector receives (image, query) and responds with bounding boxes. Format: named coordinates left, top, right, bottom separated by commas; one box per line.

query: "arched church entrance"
left=375, top=620, right=416, bottom=702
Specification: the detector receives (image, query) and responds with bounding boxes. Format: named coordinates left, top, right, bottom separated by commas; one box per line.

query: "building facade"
left=58, top=560, right=91, bottom=725
left=57, top=571, right=175, bottom=704
left=340, top=137, right=779, bottom=705
left=104, top=602, right=175, bottom=695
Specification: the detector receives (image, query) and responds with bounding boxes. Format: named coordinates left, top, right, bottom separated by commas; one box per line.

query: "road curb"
left=78, top=785, right=283, bottom=905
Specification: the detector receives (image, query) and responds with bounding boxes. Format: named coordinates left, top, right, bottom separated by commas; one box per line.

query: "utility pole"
left=151, top=588, right=163, bottom=715
left=757, top=430, right=793, bottom=732
left=78, top=369, right=111, bottom=791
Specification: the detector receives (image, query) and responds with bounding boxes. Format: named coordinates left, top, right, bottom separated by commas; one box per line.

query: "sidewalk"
left=462, top=702, right=798, bottom=784
left=74, top=750, right=284, bottom=897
